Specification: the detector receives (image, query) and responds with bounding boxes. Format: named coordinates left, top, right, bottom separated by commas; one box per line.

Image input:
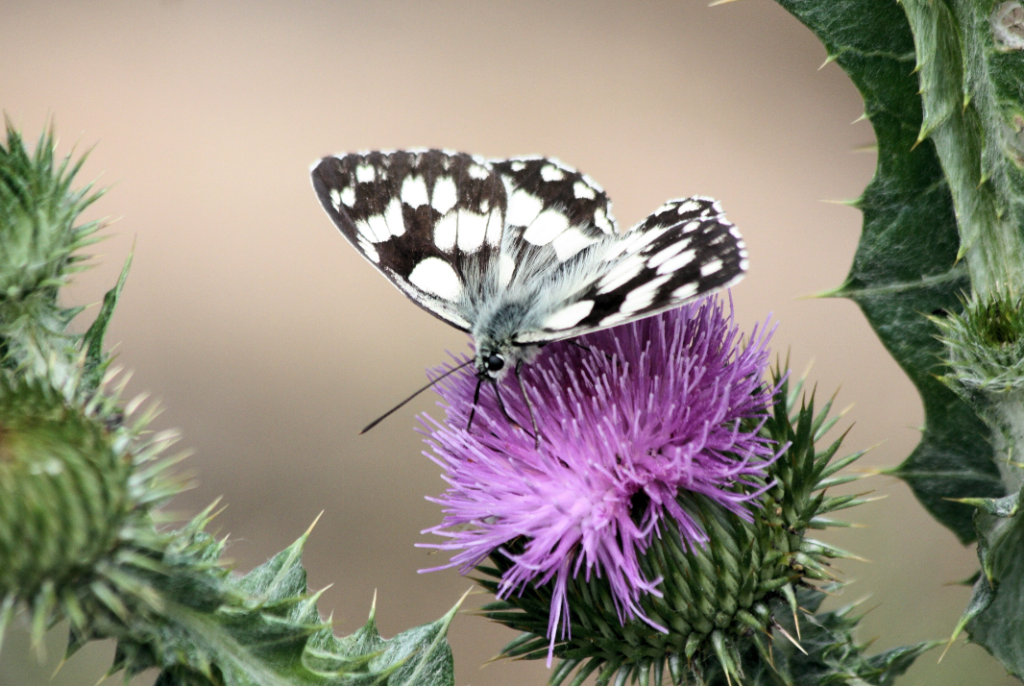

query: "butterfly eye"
left=486, top=354, right=505, bottom=372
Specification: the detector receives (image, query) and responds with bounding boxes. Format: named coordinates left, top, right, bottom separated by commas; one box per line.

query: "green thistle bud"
left=0, top=377, right=130, bottom=601
left=0, top=121, right=105, bottom=375
left=476, top=374, right=874, bottom=686
left=932, top=291, right=1024, bottom=494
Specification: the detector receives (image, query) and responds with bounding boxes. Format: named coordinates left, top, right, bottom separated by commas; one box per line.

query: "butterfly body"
left=311, top=149, right=748, bottom=387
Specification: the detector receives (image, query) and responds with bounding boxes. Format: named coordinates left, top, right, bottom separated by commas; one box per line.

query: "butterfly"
left=311, top=150, right=748, bottom=435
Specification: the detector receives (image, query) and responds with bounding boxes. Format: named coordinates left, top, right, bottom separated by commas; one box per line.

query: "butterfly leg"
left=567, top=339, right=613, bottom=361
left=491, top=380, right=526, bottom=435
left=466, top=377, right=484, bottom=432
left=514, top=361, right=541, bottom=448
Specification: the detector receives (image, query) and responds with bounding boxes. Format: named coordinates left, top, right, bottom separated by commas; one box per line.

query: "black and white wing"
left=511, top=196, right=748, bottom=344
left=311, top=150, right=509, bottom=331
left=311, top=149, right=748, bottom=346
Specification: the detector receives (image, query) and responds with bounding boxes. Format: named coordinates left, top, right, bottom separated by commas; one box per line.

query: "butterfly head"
left=474, top=333, right=537, bottom=382
left=474, top=343, right=515, bottom=381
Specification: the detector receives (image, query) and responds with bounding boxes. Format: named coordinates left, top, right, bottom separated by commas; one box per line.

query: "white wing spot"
left=657, top=249, right=696, bottom=275
left=700, top=258, right=724, bottom=276
left=552, top=227, right=598, bottom=261
left=401, top=176, right=429, bottom=208
left=739, top=258, right=750, bottom=271
left=647, top=240, right=691, bottom=269
left=672, top=282, right=699, bottom=300
left=468, top=164, right=489, bottom=180
left=341, top=186, right=356, bottom=207
left=511, top=161, right=527, bottom=172
left=542, top=300, right=595, bottom=330
left=498, top=253, right=516, bottom=289
left=357, top=236, right=380, bottom=263
left=354, top=220, right=375, bottom=243
left=484, top=208, right=503, bottom=247
left=434, top=212, right=458, bottom=252
left=356, top=165, right=375, bottom=183
left=432, top=177, right=458, bottom=214
left=573, top=181, right=596, bottom=200
left=367, top=214, right=390, bottom=242
left=408, top=257, right=462, bottom=300
left=677, top=200, right=701, bottom=214
left=329, top=189, right=342, bottom=210
left=682, top=221, right=701, bottom=233
left=507, top=190, right=544, bottom=227
left=620, top=274, right=672, bottom=314
left=593, top=208, right=613, bottom=234
left=598, top=311, right=632, bottom=329
left=540, top=165, right=565, bottom=182
left=596, top=255, right=646, bottom=294
left=457, top=209, right=488, bottom=253
left=384, top=198, right=405, bottom=238
left=523, top=209, right=570, bottom=246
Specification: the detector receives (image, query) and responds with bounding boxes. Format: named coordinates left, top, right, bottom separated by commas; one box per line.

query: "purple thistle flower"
left=419, top=296, right=778, bottom=659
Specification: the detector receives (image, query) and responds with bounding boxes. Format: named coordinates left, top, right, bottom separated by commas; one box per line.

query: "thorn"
left=852, top=113, right=869, bottom=124
left=304, top=510, right=325, bottom=536
left=819, top=198, right=859, bottom=209
left=939, top=631, right=960, bottom=663
left=810, top=282, right=851, bottom=299
left=708, top=0, right=744, bottom=5
left=775, top=623, right=807, bottom=654
left=818, top=53, right=838, bottom=70
left=851, top=143, right=878, bottom=153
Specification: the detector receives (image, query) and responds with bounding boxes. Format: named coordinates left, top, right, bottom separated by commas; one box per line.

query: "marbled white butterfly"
left=311, top=150, right=748, bottom=432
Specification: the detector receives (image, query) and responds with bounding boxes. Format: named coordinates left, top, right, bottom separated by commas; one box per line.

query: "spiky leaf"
left=947, top=487, right=1024, bottom=680
left=771, top=0, right=1004, bottom=545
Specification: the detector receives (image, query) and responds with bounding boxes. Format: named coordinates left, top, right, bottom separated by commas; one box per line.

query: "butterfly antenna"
left=514, top=362, right=541, bottom=448
left=361, top=359, right=473, bottom=434
left=467, top=377, right=484, bottom=432
left=492, top=380, right=526, bottom=435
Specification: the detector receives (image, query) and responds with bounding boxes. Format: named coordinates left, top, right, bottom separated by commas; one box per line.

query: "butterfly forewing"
left=311, top=150, right=508, bottom=331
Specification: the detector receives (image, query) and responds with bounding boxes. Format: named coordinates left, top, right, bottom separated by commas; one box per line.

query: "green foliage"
left=0, top=121, right=105, bottom=375
left=901, top=0, right=1024, bottom=298
left=81, top=512, right=461, bottom=686
left=478, top=375, right=927, bottom=686
left=946, top=487, right=1024, bottom=680
left=0, top=123, right=460, bottom=686
left=0, top=374, right=134, bottom=603
left=774, top=0, right=1024, bottom=678
left=772, top=0, right=1004, bottom=545
left=709, top=587, right=938, bottom=686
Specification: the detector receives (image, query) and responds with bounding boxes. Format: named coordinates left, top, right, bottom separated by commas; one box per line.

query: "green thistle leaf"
left=771, top=0, right=1002, bottom=545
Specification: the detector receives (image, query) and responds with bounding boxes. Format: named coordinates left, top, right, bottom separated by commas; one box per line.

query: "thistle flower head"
left=422, top=297, right=777, bottom=655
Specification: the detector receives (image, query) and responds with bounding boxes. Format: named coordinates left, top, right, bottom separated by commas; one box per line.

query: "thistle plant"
left=0, top=123, right=460, bottom=686
left=7, top=1, right=1024, bottom=683
left=419, top=300, right=933, bottom=685
left=770, top=0, right=1024, bottom=679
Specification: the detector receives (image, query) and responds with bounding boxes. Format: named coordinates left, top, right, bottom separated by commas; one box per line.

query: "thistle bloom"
left=420, top=296, right=777, bottom=656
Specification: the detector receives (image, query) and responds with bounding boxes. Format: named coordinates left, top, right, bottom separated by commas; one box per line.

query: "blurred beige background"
left=0, top=1, right=1013, bottom=684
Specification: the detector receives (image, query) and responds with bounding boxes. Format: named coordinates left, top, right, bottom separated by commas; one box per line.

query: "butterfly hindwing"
left=513, top=197, right=747, bottom=343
